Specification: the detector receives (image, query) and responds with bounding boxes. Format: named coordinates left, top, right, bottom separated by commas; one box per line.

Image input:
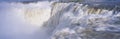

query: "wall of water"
left=0, top=2, right=52, bottom=39
left=0, top=0, right=120, bottom=39
left=51, top=2, right=120, bottom=39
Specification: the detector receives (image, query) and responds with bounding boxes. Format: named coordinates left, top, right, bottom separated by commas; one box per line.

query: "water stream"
left=0, top=0, right=120, bottom=39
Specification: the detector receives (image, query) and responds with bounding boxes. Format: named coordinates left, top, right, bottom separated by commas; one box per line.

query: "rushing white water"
left=0, top=2, right=52, bottom=39
left=0, top=1, right=120, bottom=39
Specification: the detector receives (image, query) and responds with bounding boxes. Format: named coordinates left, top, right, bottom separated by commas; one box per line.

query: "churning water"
left=0, top=1, right=120, bottom=39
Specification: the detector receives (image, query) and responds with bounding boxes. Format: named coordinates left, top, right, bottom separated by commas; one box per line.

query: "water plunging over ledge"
left=0, top=0, right=120, bottom=39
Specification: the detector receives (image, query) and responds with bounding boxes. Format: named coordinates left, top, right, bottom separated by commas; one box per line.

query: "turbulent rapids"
left=0, top=0, right=120, bottom=39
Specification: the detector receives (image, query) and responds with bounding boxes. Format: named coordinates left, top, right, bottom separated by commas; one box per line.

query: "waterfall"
left=51, top=2, right=120, bottom=39
left=0, top=1, right=120, bottom=39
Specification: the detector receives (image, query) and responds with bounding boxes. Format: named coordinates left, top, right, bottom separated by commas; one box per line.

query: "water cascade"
left=0, top=0, right=120, bottom=39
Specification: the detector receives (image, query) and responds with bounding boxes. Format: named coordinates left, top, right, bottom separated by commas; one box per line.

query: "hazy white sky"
left=0, top=0, right=46, bottom=2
